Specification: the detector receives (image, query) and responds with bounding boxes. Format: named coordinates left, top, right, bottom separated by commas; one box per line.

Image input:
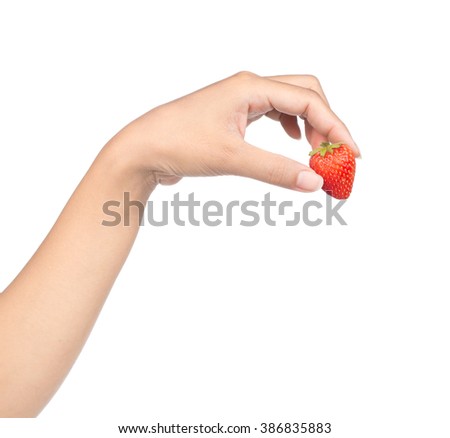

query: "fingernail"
left=296, top=171, right=323, bottom=192
left=351, top=139, right=362, bottom=158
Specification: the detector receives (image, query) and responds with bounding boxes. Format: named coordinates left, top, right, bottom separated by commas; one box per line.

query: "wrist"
left=99, top=126, right=159, bottom=197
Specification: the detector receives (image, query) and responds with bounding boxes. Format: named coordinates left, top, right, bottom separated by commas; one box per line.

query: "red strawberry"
left=309, top=142, right=356, bottom=200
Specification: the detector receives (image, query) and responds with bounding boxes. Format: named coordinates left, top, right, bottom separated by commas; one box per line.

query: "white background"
left=1, top=1, right=449, bottom=437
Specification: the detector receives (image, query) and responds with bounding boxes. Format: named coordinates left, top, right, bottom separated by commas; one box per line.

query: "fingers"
left=266, top=74, right=330, bottom=106
left=304, top=119, right=328, bottom=147
left=267, top=75, right=330, bottom=146
left=227, top=140, right=323, bottom=192
left=256, top=77, right=360, bottom=157
left=262, top=75, right=360, bottom=157
left=265, top=110, right=301, bottom=139
left=280, top=114, right=301, bottom=140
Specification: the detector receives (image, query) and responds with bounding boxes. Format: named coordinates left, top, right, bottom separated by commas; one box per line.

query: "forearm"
left=0, top=135, right=151, bottom=417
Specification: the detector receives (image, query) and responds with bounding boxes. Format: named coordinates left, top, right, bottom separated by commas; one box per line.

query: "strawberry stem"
left=309, top=142, right=343, bottom=157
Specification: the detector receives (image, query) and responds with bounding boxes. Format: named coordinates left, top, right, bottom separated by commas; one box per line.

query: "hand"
left=113, top=71, right=360, bottom=192
left=0, top=71, right=359, bottom=417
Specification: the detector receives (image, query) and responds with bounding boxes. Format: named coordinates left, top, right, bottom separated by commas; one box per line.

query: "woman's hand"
left=112, top=71, right=360, bottom=192
left=0, top=72, right=358, bottom=417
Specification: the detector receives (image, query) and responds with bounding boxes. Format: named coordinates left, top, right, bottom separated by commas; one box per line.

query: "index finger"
left=253, top=76, right=360, bottom=157
left=266, top=74, right=331, bottom=106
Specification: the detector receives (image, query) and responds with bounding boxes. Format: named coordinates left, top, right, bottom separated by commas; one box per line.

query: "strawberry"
left=309, top=142, right=356, bottom=200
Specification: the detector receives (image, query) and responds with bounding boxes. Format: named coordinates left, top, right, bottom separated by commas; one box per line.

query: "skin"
left=0, top=72, right=360, bottom=417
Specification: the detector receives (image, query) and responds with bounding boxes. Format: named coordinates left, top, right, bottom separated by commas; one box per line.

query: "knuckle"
left=300, top=88, right=322, bottom=118
left=305, top=87, right=322, bottom=104
left=304, top=74, right=321, bottom=88
left=233, top=70, right=259, bottom=81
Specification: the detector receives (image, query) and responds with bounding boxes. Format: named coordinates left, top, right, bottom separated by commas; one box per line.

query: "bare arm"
left=0, top=72, right=359, bottom=417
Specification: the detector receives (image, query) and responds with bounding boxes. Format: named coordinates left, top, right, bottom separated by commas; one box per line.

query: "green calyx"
left=309, top=142, right=343, bottom=157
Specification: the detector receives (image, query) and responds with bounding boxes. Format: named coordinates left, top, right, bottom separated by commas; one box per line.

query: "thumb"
left=229, top=141, right=323, bottom=192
